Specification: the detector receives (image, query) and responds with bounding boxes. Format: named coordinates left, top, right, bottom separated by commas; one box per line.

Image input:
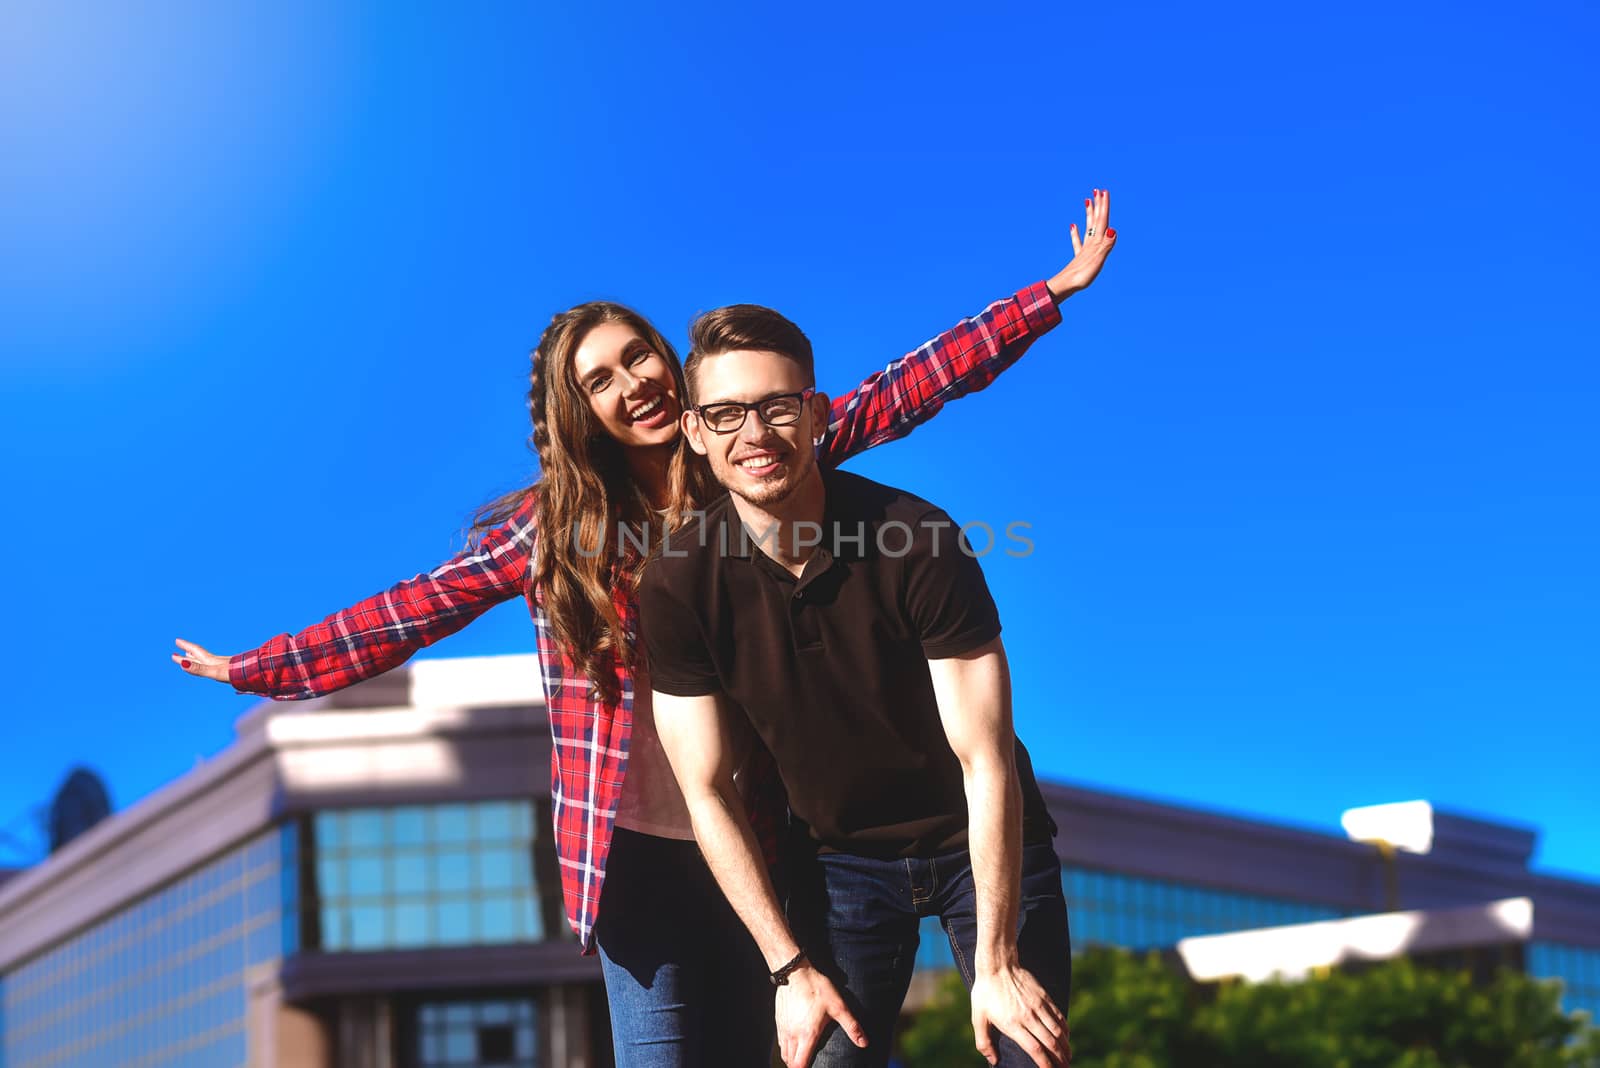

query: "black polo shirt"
left=639, top=469, right=1053, bottom=858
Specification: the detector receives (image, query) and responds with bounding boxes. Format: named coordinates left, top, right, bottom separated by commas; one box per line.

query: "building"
left=2, top=654, right=1597, bottom=1067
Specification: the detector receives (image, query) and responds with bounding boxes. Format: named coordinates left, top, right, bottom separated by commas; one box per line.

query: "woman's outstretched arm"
left=819, top=188, right=1117, bottom=465
left=173, top=491, right=537, bottom=699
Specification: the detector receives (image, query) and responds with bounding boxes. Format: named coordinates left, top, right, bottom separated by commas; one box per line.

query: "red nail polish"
left=182, top=659, right=192, bottom=669
left=1107, top=228, right=1117, bottom=238
left=1085, top=198, right=1091, bottom=208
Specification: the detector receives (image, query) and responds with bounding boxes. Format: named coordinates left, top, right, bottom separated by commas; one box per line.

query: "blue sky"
left=2, top=2, right=1595, bottom=878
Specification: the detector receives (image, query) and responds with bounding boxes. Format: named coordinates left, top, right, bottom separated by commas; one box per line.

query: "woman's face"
left=570, top=320, right=683, bottom=450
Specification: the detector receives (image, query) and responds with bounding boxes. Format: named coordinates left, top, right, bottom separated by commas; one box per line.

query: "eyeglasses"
left=693, top=389, right=816, bottom=434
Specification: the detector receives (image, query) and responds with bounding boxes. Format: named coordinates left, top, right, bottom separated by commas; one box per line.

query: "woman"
left=175, top=194, right=1116, bottom=1064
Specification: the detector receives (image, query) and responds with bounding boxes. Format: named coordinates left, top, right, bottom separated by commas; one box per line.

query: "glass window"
left=1530, top=942, right=1600, bottom=1023
left=317, top=857, right=344, bottom=897
left=415, top=997, right=539, bottom=1068
left=392, top=806, right=429, bottom=847
left=346, top=810, right=385, bottom=850
left=480, top=897, right=517, bottom=942
left=305, top=800, right=555, bottom=953
left=318, top=811, right=344, bottom=850
left=914, top=914, right=955, bottom=971
left=0, top=826, right=288, bottom=1068
left=435, top=848, right=473, bottom=894
left=478, top=847, right=522, bottom=891
left=477, top=802, right=516, bottom=841
left=349, top=906, right=386, bottom=950
left=434, top=805, right=472, bottom=843
left=347, top=855, right=386, bottom=897
left=394, top=903, right=430, bottom=948
left=1050, top=866, right=1343, bottom=953
left=435, top=900, right=473, bottom=945
left=519, top=897, right=543, bottom=942
left=394, top=852, right=429, bottom=895
left=323, top=907, right=350, bottom=950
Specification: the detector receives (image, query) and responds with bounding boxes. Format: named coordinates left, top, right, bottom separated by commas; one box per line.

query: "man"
left=639, top=303, right=1073, bottom=1068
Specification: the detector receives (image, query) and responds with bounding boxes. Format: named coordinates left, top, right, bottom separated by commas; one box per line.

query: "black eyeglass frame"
left=692, top=388, right=817, bottom=435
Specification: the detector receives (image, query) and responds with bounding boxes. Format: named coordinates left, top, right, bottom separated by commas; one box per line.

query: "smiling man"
left=638, top=304, right=1072, bottom=1068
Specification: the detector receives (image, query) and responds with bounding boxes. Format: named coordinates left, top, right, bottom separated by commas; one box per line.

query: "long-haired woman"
left=175, top=194, right=1116, bottom=1065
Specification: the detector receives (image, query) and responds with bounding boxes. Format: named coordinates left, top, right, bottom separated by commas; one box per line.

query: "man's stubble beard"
left=719, top=451, right=817, bottom=509
left=730, top=473, right=796, bottom=508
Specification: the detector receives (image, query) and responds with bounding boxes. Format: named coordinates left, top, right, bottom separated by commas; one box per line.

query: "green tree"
left=899, top=973, right=989, bottom=1068
left=1189, top=959, right=1600, bottom=1068
left=895, top=950, right=1600, bottom=1068
left=1063, top=948, right=1197, bottom=1068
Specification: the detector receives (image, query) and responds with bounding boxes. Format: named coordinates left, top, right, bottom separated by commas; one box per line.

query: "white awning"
left=1177, top=897, right=1534, bottom=982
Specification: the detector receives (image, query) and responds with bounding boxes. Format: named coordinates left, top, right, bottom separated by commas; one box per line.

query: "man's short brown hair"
left=684, top=304, right=815, bottom=403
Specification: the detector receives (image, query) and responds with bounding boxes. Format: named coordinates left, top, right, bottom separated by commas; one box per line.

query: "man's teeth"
left=738, top=455, right=779, bottom=469
left=629, top=396, right=664, bottom=419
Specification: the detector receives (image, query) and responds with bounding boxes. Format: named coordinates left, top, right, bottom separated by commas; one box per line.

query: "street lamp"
left=1341, top=800, right=1433, bottom=911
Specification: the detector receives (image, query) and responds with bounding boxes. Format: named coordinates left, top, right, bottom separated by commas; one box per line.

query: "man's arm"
left=929, top=637, right=1068, bottom=1068
left=651, top=688, right=868, bottom=1068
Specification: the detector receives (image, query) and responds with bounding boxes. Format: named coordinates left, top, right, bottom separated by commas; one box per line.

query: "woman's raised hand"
left=1048, top=187, right=1118, bottom=301
left=171, top=638, right=232, bottom=683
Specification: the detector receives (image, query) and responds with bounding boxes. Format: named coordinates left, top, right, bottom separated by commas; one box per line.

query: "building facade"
left=2, top=653, right=1596, bottom=1067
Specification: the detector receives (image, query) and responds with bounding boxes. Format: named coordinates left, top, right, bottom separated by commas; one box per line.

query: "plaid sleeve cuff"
left=1016, top=280, right=1063, bottom=335
left=228, top=646, right=268, bottom=695
left=230, top=641, right=306, bottom=699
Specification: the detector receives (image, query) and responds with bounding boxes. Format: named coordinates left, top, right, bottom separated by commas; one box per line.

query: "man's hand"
left=775, top=964, right=868, bottom=1068
left=171, top=638, right=232, bottom=683
left=970, top=963, right=1070, bottom=1068
left=1047, top=187, right=1117, bottom=301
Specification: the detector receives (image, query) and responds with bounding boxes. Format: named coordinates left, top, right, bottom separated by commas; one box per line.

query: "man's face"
left=683, top=349, right=829, bottom=507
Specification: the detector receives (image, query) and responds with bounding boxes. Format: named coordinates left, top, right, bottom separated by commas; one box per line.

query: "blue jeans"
left=594, top=828, right=775, bottom=1066
left=788, top=839, right=1072, bottom=1068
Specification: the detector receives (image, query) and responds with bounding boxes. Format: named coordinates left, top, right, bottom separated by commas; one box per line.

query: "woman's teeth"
left=630, top=396, right=665, bottom=420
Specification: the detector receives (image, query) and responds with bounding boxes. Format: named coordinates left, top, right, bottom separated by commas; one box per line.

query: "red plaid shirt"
left=230, top=282, right=1062, bottom=951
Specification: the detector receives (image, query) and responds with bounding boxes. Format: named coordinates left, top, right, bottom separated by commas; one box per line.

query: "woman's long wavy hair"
left=470, top=303, right=716, bottom=703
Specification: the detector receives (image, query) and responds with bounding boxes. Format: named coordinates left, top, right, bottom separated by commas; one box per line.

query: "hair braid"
left=527, top=322, right=555, bottom=466
left=469, top=302, right=718, bottom=703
